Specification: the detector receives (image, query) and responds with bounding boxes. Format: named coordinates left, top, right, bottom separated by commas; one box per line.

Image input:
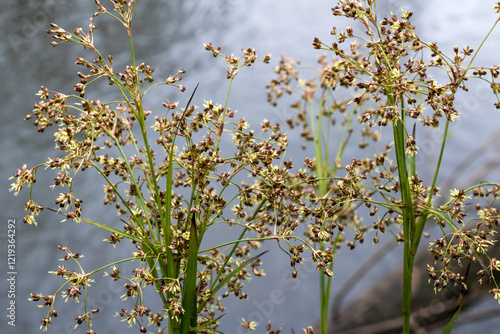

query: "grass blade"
left=441, top=304, right=462, bottom=334
left=181, top=213, right=198, bottom=334
left=80, top=217, right=142, bottom=243
left=180, top=213, right=199, bottom=334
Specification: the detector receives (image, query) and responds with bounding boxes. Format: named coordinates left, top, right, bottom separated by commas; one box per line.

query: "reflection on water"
left=1, top=0, right=499, bottom=333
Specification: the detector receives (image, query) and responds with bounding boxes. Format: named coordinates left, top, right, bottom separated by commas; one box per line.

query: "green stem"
left=214, top=75, right=235, bottom=151
left=391, top=96, right=415, bottom=334
left=309, top=96, right=329, bottom=334
left=411, top=119, right=450, bottom=255
left=163, top=85, right=198, bottom=334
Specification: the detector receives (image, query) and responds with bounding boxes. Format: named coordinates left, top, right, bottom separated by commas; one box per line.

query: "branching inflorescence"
left=10, top=1, right=500, bottom=333
left=267, top=0, right=500, bottom=332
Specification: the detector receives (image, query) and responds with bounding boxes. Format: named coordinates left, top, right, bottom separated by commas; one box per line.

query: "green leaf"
left=427, top=208, right=459, bottom=230
left=190, top=313, right=225, bottom=333
left=180, top=213, right=199, bottom=334
left=408, top=123, right=416, bottom=178
left=441, top=304, right=462, bottom=334
left=80, top=217, right=142, bottom=243
left=377, top=191, right=403, bottom=215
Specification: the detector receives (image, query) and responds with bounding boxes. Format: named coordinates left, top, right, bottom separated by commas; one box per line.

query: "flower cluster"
left=268, top=0, right=500, bottom=315
left=11, top=0, right=500, bottom=333
left=11, top=1, right=322, bottom=332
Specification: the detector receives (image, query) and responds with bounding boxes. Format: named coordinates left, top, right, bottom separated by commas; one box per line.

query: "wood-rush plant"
left=9, top=1, right=314, bottom=333
left=10, top=1, right=500, bottom=334
left=268, top=0, right=500, bottom=333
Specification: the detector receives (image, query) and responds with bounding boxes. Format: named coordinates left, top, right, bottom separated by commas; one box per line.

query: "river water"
left=1, top=1, right=500, bottom=333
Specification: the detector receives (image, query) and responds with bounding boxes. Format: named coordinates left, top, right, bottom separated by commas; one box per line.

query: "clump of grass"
left=9, top=1, right=297, bottom=333
left=10, top=1, right=500, bottom=334
left=268, top=0, right=500, bottom=332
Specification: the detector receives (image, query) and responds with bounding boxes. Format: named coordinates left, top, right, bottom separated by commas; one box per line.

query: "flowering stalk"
left=11, top=1, right=500, bottom=333
left=268, top=1, right=500, bottom=333
left=11, top=1, right=296, bottom=333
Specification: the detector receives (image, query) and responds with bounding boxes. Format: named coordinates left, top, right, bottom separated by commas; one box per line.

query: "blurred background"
left=1, top=0, right=500, bottom=333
